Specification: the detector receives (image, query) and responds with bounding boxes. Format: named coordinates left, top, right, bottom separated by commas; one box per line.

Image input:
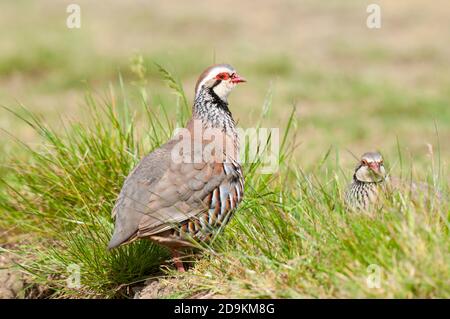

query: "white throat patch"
left=355, top=165, right=386, bottom=183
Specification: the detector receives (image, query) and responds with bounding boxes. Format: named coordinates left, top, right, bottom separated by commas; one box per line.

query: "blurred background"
left=0, top=0, right=449, bottom=173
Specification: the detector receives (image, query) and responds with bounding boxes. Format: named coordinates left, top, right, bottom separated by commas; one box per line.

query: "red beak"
left=231, top=74, right=246, bottom=84
left=368, top=162, right=381, bottom=174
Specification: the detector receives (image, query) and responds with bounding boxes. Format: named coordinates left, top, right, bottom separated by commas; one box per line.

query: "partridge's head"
left=354, top=152, right=386, bottom=183
left=195, top=64, right=246, bottom=102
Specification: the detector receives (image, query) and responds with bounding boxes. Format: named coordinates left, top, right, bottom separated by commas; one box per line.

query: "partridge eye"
left=361, top=160, right=368, bottom=165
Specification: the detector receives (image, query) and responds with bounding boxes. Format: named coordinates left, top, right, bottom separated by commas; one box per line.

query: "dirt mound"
left=0, top=251, right=24, bottom=299
left=135, top=276, right=219, bottom=299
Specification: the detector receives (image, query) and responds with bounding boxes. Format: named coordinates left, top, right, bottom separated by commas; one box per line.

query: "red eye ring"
left=216, top=72, right=230, bottom=80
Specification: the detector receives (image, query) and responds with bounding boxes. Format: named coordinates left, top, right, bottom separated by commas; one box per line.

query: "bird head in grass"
left=194, top=64, right=246, bottom=102
left=354, top=152, right=386, bottom=183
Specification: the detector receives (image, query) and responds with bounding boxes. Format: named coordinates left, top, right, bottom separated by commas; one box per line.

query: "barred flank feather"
left=171, top=162, right=244, bottom=242
left=345, top=179, right=381, bottom=211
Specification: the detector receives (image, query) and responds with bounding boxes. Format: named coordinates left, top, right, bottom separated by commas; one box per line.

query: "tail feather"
left=107, top=225, right=136, bottom=250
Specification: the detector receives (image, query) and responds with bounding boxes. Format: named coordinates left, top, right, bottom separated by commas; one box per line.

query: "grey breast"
left=107, top=140, right=177, bottom=249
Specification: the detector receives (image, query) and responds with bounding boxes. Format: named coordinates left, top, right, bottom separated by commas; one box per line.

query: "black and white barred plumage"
left=345, top=152, right=387, bottom=211
left=193, top=85, right=238, bottom=139
left=345, top=176, right=384, bottom=211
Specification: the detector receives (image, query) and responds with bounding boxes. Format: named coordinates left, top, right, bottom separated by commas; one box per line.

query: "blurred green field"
left=1, top=0, right=449, bottom=169
left=0, top=0, right=449, bottom=298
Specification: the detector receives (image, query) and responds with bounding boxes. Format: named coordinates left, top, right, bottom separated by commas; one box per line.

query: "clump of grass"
left=160, top=135, right=449, bottom=298
left=169, top=158, right=449, bottom=298
left=0, top=65, right=191, bottom=298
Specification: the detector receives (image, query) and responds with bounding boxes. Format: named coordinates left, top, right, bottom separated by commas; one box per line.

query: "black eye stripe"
left=211, top=79, right=222, bottom=89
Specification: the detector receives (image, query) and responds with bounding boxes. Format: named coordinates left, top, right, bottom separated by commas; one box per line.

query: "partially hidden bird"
left=345, top=151, right=387, bottom=211
left=345, top=151, right=442, bottom=211
left=108, top=64, right=246, bottom=271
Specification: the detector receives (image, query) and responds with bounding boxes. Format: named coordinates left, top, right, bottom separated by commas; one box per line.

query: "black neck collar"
left=209, top=87, right=230, bottom=111
left=353, top=173, right=384, bottom=185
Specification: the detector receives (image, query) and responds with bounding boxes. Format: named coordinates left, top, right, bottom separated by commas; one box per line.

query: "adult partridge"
left=108, top=64, right=246, bottom=271
left=345, top=152, right=387, bottom=211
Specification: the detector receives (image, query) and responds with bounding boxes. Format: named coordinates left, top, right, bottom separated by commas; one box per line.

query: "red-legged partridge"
left=345, top=151, right=442, bottom=211
left=345, top=152, right=387, bottom=211
left=108, top=64, right=246, bottom=271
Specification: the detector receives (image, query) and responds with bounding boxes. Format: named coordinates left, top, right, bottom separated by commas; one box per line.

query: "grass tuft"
left=0, top=67, right=191, bottom=297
